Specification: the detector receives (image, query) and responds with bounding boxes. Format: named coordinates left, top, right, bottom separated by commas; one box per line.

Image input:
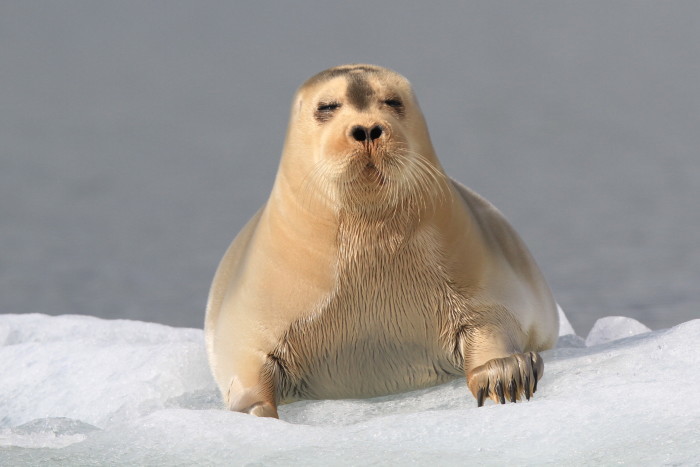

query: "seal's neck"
left=336, top=207, right=421, bottom=257
left=271, top=162, right=463, bottom=261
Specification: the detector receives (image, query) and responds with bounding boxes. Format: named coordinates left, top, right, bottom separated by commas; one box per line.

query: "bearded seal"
left=204, top=64, right=558, bottom=418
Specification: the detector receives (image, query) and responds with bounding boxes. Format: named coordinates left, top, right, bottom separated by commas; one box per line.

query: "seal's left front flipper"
left=466, top=351, right=543, bottom=406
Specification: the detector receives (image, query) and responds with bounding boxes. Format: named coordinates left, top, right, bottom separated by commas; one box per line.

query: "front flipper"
left=467, top=351, right=543, bottom=406
left=241, top=401, right=279, bottom=417
left=224, top=353, right=279, bottom=418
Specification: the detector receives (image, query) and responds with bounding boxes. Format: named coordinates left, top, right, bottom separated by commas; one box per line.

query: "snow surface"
left=1, top=312, right=698, bottom=465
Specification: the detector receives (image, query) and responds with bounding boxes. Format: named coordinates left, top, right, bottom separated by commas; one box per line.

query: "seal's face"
left=287, top=65, right=443, bottom=213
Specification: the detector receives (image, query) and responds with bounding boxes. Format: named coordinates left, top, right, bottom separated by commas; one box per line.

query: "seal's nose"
left=351, top=125, right=383, bottom=142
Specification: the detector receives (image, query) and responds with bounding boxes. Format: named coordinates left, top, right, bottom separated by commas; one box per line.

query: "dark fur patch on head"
left=345, top=74, right=374, bottom=110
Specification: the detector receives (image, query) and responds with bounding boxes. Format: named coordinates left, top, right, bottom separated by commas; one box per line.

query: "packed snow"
left=1, top=311, right=698, bottom=465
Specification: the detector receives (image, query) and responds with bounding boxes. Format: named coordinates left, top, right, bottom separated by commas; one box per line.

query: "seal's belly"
left=294, top=327, right=461, bottom=400
left=273, top=250, right=466, bottom=402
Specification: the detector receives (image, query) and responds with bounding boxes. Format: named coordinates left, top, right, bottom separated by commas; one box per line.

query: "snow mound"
left=1, top=312, right=698, bottom=465
left=585, top=315, right=652, bottom=346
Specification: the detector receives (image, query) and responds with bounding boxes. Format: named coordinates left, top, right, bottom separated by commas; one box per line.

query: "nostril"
left=351, top=126, right=368, bottom=142
left=369, top=125, right=383, bottom=141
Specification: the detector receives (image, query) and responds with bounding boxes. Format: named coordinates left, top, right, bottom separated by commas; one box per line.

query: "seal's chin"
left=320, top=142, right=443, bottom=214
left=361, top=162, right=388, bottom=186
left=341, top=153, right=392, bottom=188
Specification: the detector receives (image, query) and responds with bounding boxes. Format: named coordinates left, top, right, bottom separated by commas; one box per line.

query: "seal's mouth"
left=361, top=162, right=387, bottom=186
left=331, top=146, right=403, bottom=195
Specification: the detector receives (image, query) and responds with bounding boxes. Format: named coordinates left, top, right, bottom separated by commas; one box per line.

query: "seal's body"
left=205, top=65, right=558, bottom=418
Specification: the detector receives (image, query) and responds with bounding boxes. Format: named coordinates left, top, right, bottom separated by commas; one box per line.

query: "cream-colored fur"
left=205, top=65, right=558, bottom=417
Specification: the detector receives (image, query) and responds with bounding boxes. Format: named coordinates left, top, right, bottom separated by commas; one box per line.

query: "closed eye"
left=384, top=99, right=403, bottom=108
left=317, top=102, right=341, bottom=112
left=315, top=102, right=341, bottom=123
left=384, top=98, right=404, bottom=117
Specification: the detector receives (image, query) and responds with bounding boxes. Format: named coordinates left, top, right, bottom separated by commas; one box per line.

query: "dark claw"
left=525, top=375, right=531, bottom=400
left=496, top=381, right=505, bottom=404
left=477, top=388, right=485, bottom=407
left=509, top=379, right=517, bottom=403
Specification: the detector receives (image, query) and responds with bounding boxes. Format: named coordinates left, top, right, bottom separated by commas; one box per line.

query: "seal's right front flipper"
left=224, top=357, right=279, bottom=418
left=240, top=400, right=279, bottom=418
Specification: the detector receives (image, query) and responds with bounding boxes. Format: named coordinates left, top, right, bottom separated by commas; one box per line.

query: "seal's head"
left=279, top=64, right=445, bottom=215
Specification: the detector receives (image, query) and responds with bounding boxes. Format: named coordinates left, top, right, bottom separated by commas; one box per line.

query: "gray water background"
left=2, top=1, right=699, bottom=335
